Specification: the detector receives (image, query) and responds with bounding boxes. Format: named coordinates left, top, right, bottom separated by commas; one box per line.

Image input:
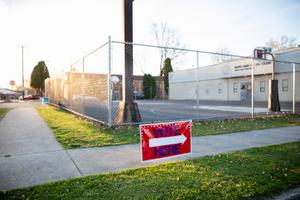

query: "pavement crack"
left=65, top=151, right=84, bottom=176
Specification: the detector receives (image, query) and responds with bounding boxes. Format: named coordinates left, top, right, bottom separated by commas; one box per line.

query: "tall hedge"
left=143, top=74, right=156, bottom=99
left=162, top=57, right=173, bottom=94
left=30, top=61, right=50, bottom=95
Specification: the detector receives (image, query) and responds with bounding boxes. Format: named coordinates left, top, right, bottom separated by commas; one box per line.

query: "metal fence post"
left=81, top=58, right=85, bottom=115
left=196, top=51, right=200, bottom=118
left=293, top=63, right=296, bottom=114
left=82, top=58, right=85, bottom=73
left=108, top=36, right=112, bottom=127
left=251, top=58, right=255, bottom=118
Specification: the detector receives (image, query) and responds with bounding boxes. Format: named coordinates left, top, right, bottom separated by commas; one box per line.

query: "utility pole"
left=17, top=46, right=25, bottom=99
left=114, top=0, right=141, bottom=124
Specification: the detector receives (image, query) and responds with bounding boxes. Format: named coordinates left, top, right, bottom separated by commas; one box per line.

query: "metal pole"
left=82, top=58, right=85, bottom=73
left=196, top=51, right=199, bottom=118
left=82, top=58, right=85, bottom=95
left=266, top=52, right=280, bottom=112
left=293, top=63, right=296, bottom=114
left=251, top=57, right=255, bottom=118
left=108, top=36, right=112, bottom=127
left=81, top=58, right=85, bottom=114
left=269, top=53, right=275, bottom=80
left=21, top=46, right=24, bottom=99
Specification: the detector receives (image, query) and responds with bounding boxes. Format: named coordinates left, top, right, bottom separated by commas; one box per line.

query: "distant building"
left=0, top=88, right=21, bottom=101
left=169, top=47, right=300, bottom=101
left=111, top=75, right=165, bottom=100
left=45, top=72, right=165, bottom=108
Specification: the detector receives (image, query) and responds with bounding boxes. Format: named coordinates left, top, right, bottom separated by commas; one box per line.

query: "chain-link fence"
left=45, top=41, right=110, bottom=124
left=45, top=37, right=300, bottom=127
left=110, top=41, right=300, bottom=126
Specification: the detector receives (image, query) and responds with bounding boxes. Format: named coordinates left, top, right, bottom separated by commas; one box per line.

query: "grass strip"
left=36, top=106, right=300, bottom=149
left=3, top=141, right=300, bottom=200
left=0, top=108, right=11, bottom=120
left=194, top=114, right=300, bottom=136
left=36, top=106, right=139, bottom=149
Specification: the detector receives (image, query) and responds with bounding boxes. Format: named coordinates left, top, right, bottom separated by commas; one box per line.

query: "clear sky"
left=0, top=0, right=299, bottom=88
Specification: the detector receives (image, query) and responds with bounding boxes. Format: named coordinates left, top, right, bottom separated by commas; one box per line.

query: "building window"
left=218, top=83, right=222, bottom=94
left=205, top=84, right=211, bottom=95
left=233, top=83, right=238, bottom=93
left=260, top=81, right=265, bottom=93
left=206, top=88, right=210, bottom=95
left=282, top=79, right=288, bottom=92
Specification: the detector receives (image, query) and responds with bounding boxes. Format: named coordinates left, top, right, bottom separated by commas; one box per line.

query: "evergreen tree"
left=30, top=61, right=50, bottom=95
left=143, top=74, right=156, bottom=99
left=162, top=58, right=173, bottom=95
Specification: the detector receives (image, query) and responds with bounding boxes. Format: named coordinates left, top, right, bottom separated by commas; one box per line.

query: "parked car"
left=19, top=94, right=40, bottom=100
left=133, top=91, right=144, bottom=100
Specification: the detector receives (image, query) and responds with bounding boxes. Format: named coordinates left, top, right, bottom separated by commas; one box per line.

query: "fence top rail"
left=112, top=40, right=300, bottom=66
left=70, top=42, right=108, bottom=67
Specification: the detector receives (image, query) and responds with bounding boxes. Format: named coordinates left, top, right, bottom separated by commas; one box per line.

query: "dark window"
left=260, top=81, right=265, bottom=93
left=233, top=83, right=238, bottom=93
left=282, top=79, right=288, bottom=92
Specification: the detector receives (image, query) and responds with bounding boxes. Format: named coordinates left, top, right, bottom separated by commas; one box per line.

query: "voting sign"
left=140, top=120, right=192, bottom=161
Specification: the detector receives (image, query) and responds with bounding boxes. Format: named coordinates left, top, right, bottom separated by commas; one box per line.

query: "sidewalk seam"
left=65, top=150, right=84, bottom=176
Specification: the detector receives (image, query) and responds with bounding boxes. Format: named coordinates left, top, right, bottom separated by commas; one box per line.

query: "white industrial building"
left=169, top=47, right=300, bottom=102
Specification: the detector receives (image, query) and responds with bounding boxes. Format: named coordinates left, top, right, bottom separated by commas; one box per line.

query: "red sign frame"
left=140, top=120, right=192, bottom=161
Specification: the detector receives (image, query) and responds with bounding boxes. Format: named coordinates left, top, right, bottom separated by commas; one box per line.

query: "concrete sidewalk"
left=0, top=105, right=81, bottom=191
left=1, top=104, right=300, bottom=191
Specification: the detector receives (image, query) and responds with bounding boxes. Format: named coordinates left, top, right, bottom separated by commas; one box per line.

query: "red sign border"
left=139, top=120, right=192, bottom=162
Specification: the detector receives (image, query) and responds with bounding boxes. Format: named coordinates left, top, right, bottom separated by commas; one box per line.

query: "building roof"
left=0, top=88, right=19, bottom=95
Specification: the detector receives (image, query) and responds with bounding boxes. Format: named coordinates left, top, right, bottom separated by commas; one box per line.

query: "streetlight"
left=254, top=47, right=280, bottom=112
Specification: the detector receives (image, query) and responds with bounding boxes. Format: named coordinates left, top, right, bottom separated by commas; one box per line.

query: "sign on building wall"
left=140, top=120, right=192, bottom=161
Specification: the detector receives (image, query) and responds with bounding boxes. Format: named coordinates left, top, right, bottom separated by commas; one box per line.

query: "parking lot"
left=73, top=100, right=300, bottom=125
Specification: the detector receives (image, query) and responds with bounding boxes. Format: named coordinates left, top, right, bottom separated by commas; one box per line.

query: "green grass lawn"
left=36, top=106, right=300, bottom=149
left=193, top=114, right=300, bottom=136
left=36, top=106, right=139, bottom=149
left=0, top=108, right=11, bottom=120
left=3, top=141, right=300, bottom=200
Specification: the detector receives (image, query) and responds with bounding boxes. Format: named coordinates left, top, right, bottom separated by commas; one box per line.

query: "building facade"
left=45, top=72, right=166, bottom=108
left=169, top=47, right=300, bottom=102
left=112, top=75, right=166, bottom=100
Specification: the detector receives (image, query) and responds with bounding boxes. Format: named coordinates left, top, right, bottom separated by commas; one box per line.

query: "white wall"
left=169, top=79, right=228, bottom=100
left=169, top=72, right=300, bottom=101
left=169, top=48, right=300, bottom=102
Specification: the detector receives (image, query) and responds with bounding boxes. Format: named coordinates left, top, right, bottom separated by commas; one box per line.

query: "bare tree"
left=151, top=22, right=186, bottom=75
left=211, top=47, right=234, bottom=64
left=265, top=35, right=298, bottom=51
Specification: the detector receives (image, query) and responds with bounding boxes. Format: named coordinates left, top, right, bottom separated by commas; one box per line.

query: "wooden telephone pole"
left=114, top=0, right=141, bottom=124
